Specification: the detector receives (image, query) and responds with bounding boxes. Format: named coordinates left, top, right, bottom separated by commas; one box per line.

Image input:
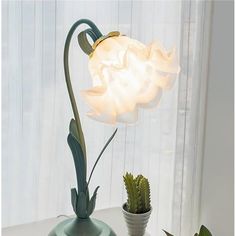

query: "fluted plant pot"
left=122, top=204, right=152, bottom=236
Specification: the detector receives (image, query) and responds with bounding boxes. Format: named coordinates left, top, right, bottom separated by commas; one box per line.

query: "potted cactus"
left=122, top=173, right=152, bottom=236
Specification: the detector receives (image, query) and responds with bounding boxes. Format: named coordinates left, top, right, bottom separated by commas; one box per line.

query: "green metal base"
left=48, top=217, right=116, bottom=236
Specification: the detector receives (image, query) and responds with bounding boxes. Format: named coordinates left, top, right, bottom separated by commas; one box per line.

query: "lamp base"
left=48, top=217, right=116, bottom=236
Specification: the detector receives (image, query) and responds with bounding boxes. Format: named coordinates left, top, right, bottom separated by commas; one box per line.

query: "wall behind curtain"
left=2, top=1, right=211, bottom=235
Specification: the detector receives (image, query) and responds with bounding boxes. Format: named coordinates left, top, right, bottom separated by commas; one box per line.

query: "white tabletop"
left=2, top=207, right=150, bottom=236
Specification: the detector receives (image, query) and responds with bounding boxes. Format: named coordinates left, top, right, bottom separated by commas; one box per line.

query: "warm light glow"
left=81, top=35, right=180, bottom=124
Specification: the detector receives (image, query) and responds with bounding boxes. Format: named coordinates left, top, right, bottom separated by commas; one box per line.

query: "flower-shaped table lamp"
left=48, top=19, right=179, bottom=236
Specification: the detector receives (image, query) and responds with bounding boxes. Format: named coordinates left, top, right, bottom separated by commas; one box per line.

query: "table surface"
left=2, top=207, right=150, bottom=236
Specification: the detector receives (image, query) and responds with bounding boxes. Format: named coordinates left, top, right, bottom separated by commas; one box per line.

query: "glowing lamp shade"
left=81, top=35, right=180, bottom=124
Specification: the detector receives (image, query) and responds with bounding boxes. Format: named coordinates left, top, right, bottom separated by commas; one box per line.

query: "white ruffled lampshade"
left=81, top=35, right=180, bottom=124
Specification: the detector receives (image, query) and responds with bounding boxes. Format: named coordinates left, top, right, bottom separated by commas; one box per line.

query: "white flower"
left=81, top=35, right=180, bottom=124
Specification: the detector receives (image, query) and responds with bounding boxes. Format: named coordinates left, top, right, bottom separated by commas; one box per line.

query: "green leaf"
left=163, top=230, right=174, bottom=236
left=67, top=134, right=87, bottom=193
left=87, top=186, right=100, bottom=216
left=71, top=188, right=78, bottom=214
left=69, top=118, right=86, bottom=160
left=69, top=119, right=80, bottom=141
left=194, top=234, right=199, bottom=236
left=85, top=188, right=90, bottom=207
left=87, top=128, right=118, bottom=186
left=199, top=225, right=212, bottom=236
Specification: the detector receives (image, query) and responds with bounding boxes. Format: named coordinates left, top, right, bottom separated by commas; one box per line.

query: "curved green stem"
left=63, top=19, right=103, bottom=163
left=87, top=128, right=118, bottom=187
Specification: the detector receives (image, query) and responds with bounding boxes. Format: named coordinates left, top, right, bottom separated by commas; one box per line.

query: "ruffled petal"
left=116, top=109, right=138, bottom=123
left=148, top=42, right=180, bottom=74
left=83, top=35, right=180, bottom=124
left=138, top=87, right=163, bottom=109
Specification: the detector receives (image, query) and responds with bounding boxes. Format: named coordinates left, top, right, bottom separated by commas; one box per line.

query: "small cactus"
left=123, top=172, right=151, bottom=214
left=135, top=175, right=144, bottom=186
left=139, top=177, right=151, bottom=212
left=123, top=173, right=142, bottom=213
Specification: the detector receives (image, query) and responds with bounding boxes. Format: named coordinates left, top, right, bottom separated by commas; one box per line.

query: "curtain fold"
left=172, top=1, right=212, bottom=235
left=2, top=1, right=211, bottom=235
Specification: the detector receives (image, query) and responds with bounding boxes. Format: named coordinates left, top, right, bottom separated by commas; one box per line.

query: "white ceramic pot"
left=122, top=204, right=152, bottom=236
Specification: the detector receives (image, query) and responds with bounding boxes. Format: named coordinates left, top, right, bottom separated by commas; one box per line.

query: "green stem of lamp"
left=49, top=19, right=117, bottom=236
left=63, top=19, right=103, bottom=162
left=63, top=19, right=117, bottom=190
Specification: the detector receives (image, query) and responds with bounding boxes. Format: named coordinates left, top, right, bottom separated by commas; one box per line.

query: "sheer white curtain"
left=2, top=1, right=211, bottom=235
